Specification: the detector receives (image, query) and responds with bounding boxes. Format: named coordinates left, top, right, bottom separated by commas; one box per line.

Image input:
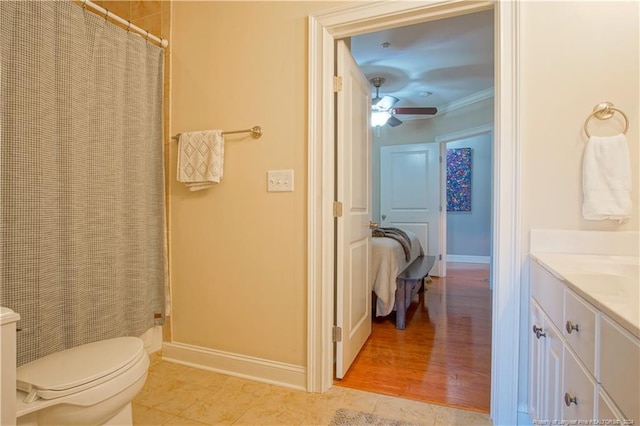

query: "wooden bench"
left=394, top=255, right=436, bottom=329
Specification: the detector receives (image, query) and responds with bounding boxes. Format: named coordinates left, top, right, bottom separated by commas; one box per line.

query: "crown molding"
left=433, top=87, right=495, bottom=118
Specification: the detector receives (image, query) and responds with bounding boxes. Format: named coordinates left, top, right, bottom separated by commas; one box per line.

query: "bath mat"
left=328, top=408, right=419, bottom=426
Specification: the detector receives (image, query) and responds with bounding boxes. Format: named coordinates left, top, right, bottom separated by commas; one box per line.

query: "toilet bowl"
left=15, top=336, right=149, bottom=426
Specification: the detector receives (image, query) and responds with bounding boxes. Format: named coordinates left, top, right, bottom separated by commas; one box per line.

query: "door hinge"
left=332, top=326, right=342, bottom=342
left=333, top=76, right=343, bottom=92
left=439, top=205, right=443, bottom=212
left=333, top=201, right=343, bottom=218
left=439, top=155, right=443, bottom=163
left=439, top=254, right=442, bottom=260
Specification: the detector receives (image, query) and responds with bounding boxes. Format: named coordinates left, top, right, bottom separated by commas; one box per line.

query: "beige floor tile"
left=311, top=386, right=381, bottom=414
left=372, top=394, right=439, bottom=425
left=133, top=357, right=491, bottom=426
left=433, top=406, right=492, bottom=426
left=149, top=359, right=194, bottom=377
left=164, top=415, right=210, bottom=425
left=132, top=403, right=176, bottom=425
left=232, top=386, right=323, bottom=425
left=179, top=390, right=255, bottom=425
left=218, top=376, right=276, bottom=397
left=136, top=378, right=213, bottom=415
left=176, top=367, right=230, bottom=390
left=233, top=404, right=309, bottom=426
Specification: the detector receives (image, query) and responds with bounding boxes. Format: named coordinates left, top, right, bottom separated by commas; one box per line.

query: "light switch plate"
left=267, top=170, right=294, bottom=192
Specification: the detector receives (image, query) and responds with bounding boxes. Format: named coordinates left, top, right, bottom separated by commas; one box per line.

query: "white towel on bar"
left=177, top=130, right=224, bottom=191
left=582, top=134, right=631, bottom=222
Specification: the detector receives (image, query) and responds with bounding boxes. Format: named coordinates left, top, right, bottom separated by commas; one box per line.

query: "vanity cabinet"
left=529, top=264, right=566, bottom=422
left=529, top=299, right=563, bottom=422
left=529, top=259, right=639, bottom=423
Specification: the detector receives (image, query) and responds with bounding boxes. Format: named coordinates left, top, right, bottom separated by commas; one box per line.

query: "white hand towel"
left=177, top=130, right=224, bottom=191
left=582, top=134, right=631, bottom=222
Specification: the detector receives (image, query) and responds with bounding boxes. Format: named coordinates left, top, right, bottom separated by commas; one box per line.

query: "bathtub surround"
left=0, top=1, right=167, bottom=365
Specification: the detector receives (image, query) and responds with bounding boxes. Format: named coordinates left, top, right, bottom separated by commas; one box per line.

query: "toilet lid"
left=17, top=336, right=145, bottom=400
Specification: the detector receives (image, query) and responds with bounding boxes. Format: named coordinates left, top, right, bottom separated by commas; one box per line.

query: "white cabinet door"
left=529, top=301, right=544, bottom=420
left=530, top=300, right=564, bottom=423
left=543, top=320, right=564, bottom=422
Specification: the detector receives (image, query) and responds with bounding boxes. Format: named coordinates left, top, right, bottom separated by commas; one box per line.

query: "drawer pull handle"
left=566, top=321, right=579, bottom=334
left=532, top=325, right=546, bottom=339
left=564, top=392, right=577, bottom=407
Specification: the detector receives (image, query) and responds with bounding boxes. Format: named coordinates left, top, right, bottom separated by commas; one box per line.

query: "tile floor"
left=132, top=353, right=492, bottom=425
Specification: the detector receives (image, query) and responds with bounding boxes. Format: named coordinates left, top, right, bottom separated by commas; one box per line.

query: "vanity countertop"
left=530, top=252, right=639, bottom=339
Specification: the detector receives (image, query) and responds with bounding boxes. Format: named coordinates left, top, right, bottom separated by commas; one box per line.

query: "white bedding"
left=371, top=230, right=423, bottom=317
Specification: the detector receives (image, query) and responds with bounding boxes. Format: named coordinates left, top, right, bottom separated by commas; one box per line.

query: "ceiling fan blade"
left=387, top=116, right=403, bottom=127
left=374, top=95, right=399, bottom=111
left=393, top=107, right=438, bottom=115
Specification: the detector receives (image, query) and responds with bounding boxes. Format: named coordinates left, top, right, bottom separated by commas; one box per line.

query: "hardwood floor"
left=335, top=262, right=492, bottom=413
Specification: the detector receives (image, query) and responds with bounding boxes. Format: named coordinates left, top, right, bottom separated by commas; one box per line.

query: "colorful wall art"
left=446, top=147, right=472, bottom=211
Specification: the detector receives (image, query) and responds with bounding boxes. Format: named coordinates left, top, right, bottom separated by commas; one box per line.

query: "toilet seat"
left=17, top=337, right=145, bottom=402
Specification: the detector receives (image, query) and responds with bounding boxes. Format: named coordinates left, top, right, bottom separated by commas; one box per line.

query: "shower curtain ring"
left=126, top=21, right=132, bottom=32
left=104, top=9, right=109, bottom=20
left=81, top=0, right=87, bottom=9
left=145, top=30, right=150, bottom=40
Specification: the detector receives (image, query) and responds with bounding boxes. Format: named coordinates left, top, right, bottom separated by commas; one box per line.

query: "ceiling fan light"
left=376, top=95, right=399, bottom=111
left=371, top=111, right=391, bottom=127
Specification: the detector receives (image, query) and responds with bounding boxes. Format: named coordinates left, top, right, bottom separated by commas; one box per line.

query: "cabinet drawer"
left=600, top=315, right=640, bottom=422
left=563, top=346, right=596, bottom=421
left=531, top=261, right=564, bottom=329
left=598, top=389, right=625, bottom=422
left=563, top=289, right=597, bottom=376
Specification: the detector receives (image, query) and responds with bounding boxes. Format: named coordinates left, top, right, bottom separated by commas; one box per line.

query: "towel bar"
left=583, top=102, right=629, bottom=138
left=171, top=126, right=263, bottom=141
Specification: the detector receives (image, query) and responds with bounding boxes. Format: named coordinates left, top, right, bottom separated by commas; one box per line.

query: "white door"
left=380, top=143, right=441, bottom=275
left=335, top=40, right=372, bottom=379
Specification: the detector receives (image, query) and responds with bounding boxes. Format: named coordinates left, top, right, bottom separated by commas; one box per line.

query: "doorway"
left=341, top=131, right=494, bottom=411
left=307, top=2, right=521, bottom=425
left=336, top=261, right=492, bottom=412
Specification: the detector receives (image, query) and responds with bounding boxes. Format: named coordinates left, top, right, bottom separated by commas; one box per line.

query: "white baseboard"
left=517, top=402, right=533, bottom=425
left=162, top=342, right=306, bottom=391
left=446, top=255, right=491, bottom=264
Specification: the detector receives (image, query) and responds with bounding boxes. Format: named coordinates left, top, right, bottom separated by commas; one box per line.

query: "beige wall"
left=170, top=1, right=346, bottom=366
left=520, top=1, right=639, bottom=237
left=168, top=1, right=638, bottom=372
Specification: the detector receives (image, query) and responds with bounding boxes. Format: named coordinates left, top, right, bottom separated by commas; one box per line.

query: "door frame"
left=307, top=2, right=522, bottom=425
left=437, top=123, right=495, bottom=277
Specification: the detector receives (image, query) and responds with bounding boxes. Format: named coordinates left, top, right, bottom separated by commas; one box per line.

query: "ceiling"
left=350, top=9, right=494, bottom=123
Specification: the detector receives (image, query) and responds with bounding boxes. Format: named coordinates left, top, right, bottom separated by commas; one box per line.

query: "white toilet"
left=1, top=308, right=150, bottom=426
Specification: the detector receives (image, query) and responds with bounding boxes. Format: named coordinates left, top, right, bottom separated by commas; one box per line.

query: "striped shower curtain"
left=0, top=1, right=167, bottom=366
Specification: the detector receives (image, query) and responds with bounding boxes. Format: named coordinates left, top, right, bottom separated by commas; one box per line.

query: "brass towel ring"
left=583, top=102, right=629, bottom=138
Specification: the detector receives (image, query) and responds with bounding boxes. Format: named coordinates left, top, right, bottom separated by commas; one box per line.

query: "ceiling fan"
left=370, top=77, right=438, bottom=127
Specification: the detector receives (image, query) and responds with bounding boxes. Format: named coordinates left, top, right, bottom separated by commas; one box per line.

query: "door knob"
left=369, top=221, right=379, bottom=229
left=381, top=214, right=387, bottom=220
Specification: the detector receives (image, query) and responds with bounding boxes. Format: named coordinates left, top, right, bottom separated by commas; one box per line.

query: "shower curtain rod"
left=80, top=0, right=169, bottom=48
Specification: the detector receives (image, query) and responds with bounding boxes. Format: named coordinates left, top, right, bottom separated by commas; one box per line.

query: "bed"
left=371, top=228, right=424, bottom=320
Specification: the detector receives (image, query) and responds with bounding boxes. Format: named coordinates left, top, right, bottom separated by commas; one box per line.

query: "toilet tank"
left=1, top=307, right=21, bottom=426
